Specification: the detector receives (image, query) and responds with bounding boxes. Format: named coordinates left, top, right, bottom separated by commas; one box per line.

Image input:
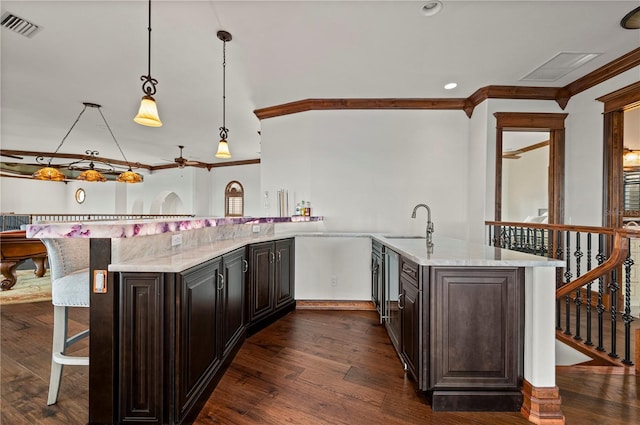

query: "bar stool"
left=40, top=238, right=90, bottom=405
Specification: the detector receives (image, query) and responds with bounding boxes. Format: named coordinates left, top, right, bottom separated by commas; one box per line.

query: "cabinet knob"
left=270, top=252, right=275, bottom=263
left=242, top=259, right=249, bottom=273
left=217, top=273, right=225, bottom=290
left=398, top=293, right=405, bottom=310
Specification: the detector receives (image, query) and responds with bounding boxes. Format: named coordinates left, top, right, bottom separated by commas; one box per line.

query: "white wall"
left=0, top=177, right=120, bottom=214
left=261, top=109, right=470, bottom=236
left=261, top=109, right=470, bottom=299
left=467, top=101, right=489, bottom=244
left=296, top=237, right=371, bottom=300
left=563, top=67, right=640, bottom=226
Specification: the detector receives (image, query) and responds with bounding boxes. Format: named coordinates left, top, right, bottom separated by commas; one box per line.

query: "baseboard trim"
left=520, top=379, right=565, bottom=424
left=295, top=300, right=376, bottom=311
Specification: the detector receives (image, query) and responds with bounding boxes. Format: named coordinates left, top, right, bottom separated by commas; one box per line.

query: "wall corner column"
left=522, top=266, right=564, bottom=424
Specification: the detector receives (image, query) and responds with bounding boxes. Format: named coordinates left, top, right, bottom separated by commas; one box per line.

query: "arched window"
left=225, top=181, right=244, bottom=217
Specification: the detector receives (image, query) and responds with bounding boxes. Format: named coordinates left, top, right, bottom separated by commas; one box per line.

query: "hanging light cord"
left=46, top=104, right=88, bottom=165
left=219, top=37, right=228, bottom=140
left=97, top=107, right=134, bottom=170
left=140, top=0, right=158, bottom=96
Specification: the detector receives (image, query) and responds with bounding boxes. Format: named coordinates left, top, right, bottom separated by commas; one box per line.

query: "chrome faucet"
left=411, top=203, right=434, bottom=249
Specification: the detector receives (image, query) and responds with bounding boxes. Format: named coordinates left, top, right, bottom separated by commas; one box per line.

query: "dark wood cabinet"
left=429, top=267, right=524, bottom=411
left=247, top=238, right=295, bottom=333
left=220, top=248, right=247, bottom=358
left=102, top=237, right=295, bottom=424
left=175, top=258, right=223, bottom=421
left=275, top=239, right=294, bottom=308
left=376, top=242, right=525, bottom=412
left=248, top=241, right=273, bottom=322
left=118, top=272, right=165, bottom=423
left=399, top=257, right=424, bottom=386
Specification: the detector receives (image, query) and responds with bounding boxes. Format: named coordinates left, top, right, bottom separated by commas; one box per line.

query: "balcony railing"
left=486, top=221, right=638, bottom=369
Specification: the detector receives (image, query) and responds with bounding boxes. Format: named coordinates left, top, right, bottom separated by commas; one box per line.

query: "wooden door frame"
left=494, top=112, right=568, bottom=224
left=598, top=81, right=640, bottom=229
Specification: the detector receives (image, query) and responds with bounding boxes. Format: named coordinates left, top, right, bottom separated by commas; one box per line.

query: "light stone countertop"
left=109, top=231, right=563, bottom=273
left=371, top=234, right=565, bottom=268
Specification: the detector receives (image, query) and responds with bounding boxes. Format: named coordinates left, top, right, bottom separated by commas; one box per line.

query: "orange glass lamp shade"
left=624, top=150, right=640, bottom=166
left=33, top=166, right=66, bottom=181
left=215, top=139, right=231, bottom=159
left=77, top=168, right=106, bottom=182
left=134, top=95, right=162, bottom=127
left=117, top=168, right=143, bottom=183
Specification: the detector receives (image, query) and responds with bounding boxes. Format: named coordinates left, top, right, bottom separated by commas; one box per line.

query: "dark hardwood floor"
left=1, top=301, right=638, bottom=424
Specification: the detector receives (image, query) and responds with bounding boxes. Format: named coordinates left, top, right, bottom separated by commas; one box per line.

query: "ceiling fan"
left=173, top=145, right=208, bottom=169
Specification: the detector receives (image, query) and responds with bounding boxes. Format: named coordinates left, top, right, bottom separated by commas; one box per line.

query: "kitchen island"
left=27, top=218, right=562, bottom=425
left=370, top=235, right=563, bottom=418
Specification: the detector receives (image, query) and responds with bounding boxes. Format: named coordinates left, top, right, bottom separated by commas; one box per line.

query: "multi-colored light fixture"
left=33, top=102, right=142, bottom=183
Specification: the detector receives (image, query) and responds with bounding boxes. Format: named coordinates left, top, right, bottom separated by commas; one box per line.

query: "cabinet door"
left=401, top=275, right=421, bottom=383
left=175, top=258, right=222, bottom=419
left=430, top=267, right=524, bottom=394
left=248, top=241, right=274, bottom=322
left=119, top=272, right=164, bottom=423
left=221, top=248, right=246, bottom=357
left=275, top=239, right=294, bottom=308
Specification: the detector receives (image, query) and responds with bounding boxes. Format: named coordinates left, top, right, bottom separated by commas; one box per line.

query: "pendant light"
left=215, top=30, right=232, bottom=159
left=134, top=0, right=162, bottom=127
left=33, top=102, right=143, bottom=183
left=76, top=151, right=107, bottom=182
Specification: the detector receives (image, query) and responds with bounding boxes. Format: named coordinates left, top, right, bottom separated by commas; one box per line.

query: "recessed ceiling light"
left=421, top=1, right=443, bottom=17
left=444, top=82, right=457, bottom=90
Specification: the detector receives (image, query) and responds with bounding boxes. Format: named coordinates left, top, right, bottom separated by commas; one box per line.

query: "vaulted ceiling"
left=2, top=1, right=639, bottom=173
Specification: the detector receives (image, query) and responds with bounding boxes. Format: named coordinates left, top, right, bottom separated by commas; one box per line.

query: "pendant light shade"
left=77, top=166, right=107, bottom=182
left=32, top=166, right=66, bottom=181
left=135, top=0, right=162, bottom=127
left=134, top=95, right=162, bottom=127
left=117, top=168, right=143, bottom=183
left=215, top=30, right=232, bottom=159
left=215, top=139, right=231, bottom=159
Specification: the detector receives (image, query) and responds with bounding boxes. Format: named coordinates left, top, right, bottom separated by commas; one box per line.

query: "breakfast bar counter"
left=26, top=217, right=562, bottom=424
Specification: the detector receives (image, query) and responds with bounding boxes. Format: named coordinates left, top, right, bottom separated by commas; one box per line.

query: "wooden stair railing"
left=486, top=221, right=639, bottom=372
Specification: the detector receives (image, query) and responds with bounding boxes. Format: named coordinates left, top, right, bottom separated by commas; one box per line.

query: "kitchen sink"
left=383, top=235, right=425, bottom=239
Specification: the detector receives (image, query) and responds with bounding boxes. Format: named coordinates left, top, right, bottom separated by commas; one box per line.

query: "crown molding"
left=254, top=98, right=468, bottom=120
left=254, top=47, right=640, bottom=120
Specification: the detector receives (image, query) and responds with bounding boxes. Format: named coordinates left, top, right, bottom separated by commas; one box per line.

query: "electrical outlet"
left=331, top=275, right=337, bottom=286
left=93, top=270, right=107, bottom=293
left=171, top=234, right=182, bottom=247
left=252, top=225, right=260, bottom=233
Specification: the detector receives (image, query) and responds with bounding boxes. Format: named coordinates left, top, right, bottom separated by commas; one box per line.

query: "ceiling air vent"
left=1, top=11, right=40, bottom=38
left=520, top=52, right=600, bottom=82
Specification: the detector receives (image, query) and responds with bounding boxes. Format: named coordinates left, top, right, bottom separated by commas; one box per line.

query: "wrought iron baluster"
left=608, top=268, right=619, bottom=359
left=564, top=230, right=573, bottom=336
left=596, top=234, right=606, bottom=352
left=585, top=233, right=594, bottom=346
left=622, top=238, right=635, bottom=365
left=574, top=232, right=583, bottom=341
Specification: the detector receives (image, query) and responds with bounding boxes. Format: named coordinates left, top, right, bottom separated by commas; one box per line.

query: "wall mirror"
left=75, top=188, right=85, bottom=204
left=494, top=112, right=568, bottom=224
